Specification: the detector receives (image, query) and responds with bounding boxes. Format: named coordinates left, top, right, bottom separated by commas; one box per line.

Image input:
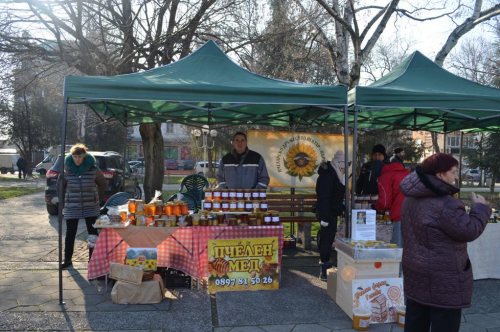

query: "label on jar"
left=222, top=192, right=229, bottom=198
left=272, top=216, right=280, bottom=223
left=259, top=192, right=266, bottom=198
left=213, top=202, right=221, bottom=209
left=203, top=202, right=212, bottom=209
left=252, top=192, right=260, bottom=199
left=229, top=192, right=237, bottom=198
left=214, top=192, right=221, bottom=198
left=237, top=202, right=245, bottom=209
left=230, top=202, right=237, bottom=209
left=236, top=192, right=244, bottom=198
left=260, top=203, right=268, bottom=209
left=245, top=203, right=253, bottom=209
left=222, top=202, right=229, bottom=209
left=264, top=216, right=272, bottom=223
left=253, top=202, right=259, bottom=209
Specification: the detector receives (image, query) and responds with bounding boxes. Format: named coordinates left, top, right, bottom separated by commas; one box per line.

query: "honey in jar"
left=252, top=201, right=260, bottom=213
left=264, top=213, right=272, bottom=225
left=144, top=204, right=156, bottom=216
left=180, top=202, right=189, bottom=215
left=204, top=188, right=213, bottom=202
left=128, top=199, right=136, bottom=213
left=129, top=214, right=136, bottom=226
left=228, top=217, right=237, bottom=226
left=203, top=200, right=212, bottom=211
left=135, top=200, right=144, bottom=213
left=271, top=211, right=280, bottom=224
left=221, top=189, right=229, bottom=199
left=155, top=201, right=164, bottom=215
left=241, top=214, right=249, bottom=223
left=229, top=200, right=237, bottom=212
left=248, top=218, right=257, bottom=226
left=237, top=200, right=245, bottom=212
left=259, top=189, right=267, bottom=199
left=243, top=189, right=251, bottom=200
left=221, top=200, right=229, bottom=212
left=259, top=200, right=268, bottom=212
left=172, top=202, right=181, bottom=216
left=245, top=200, right=253, bottom=212
left=236, top=189, right=244, bottom=199
left=213, top=188, right=222, bottom=201
left=251, top=190, right=260, bottom=200
left=212, top=200, right=221, bottom=212
left=164, top=202, right=173, bottom=216
left=229, top=189, right=237, bottom=200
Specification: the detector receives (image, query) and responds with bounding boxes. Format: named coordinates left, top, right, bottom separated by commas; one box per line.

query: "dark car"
left=165, top=158, right=178, bottom=170
left=183, top=159, right=195, bottom=170
left=45, top=151, right=142, bottom=215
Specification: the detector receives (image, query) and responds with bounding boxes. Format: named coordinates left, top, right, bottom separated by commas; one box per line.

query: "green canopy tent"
left=56, top=40, right=349, bottom=304
left=346, top=50, right=500, bottom=205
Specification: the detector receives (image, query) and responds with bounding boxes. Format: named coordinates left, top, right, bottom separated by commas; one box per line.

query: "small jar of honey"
left=245, top=200, right=253, bottom=212
left=237, top=200, right=245, bottom=212
left=229, top=200, right=237, bottom=212
left=203, top=200, right=212, bottom=211
left=221, top=200, right=229, bottom=212
left=212, top=200, right=221, bottom=212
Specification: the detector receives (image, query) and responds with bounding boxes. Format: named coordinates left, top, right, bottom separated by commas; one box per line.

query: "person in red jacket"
left=373, top=161, right=410, bottom=248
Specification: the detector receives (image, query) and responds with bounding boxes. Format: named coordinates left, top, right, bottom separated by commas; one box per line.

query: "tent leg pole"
left=351, top=108, right=358, bottom=223
left=344, top=105, right=350, bottom=238
left=458, top=131, right=464, bottom=198
left=58, top=97, right=69, bottom=305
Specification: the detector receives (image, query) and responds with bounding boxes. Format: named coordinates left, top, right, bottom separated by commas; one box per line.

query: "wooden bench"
left=267, top=193, right=318, bottom=249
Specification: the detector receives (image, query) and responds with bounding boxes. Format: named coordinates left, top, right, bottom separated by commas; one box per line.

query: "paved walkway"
left=0, top=188, right=500, bottom=331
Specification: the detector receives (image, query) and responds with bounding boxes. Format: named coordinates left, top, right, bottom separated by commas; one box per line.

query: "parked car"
left=195, top=161, right=219, bottom=175
left=165, top=158, right=178, bottom=170
left=34, top=155, right=55, bottom=175
left=128, top=160, right=145, bottom=172
left=183, top=159, right=195, bottom=170
left=0, top=154, right=20, bottom=174
left=45, top=151, right=142, bottom=215
left=462, top=168, right=481, bottom=181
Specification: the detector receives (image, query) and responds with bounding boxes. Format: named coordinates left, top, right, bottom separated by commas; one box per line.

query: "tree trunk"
left=491, top=170, right=496, bottom=193
left=431, top=132, right=440, bottom=153
left=139, top=123, right=164, bottom=203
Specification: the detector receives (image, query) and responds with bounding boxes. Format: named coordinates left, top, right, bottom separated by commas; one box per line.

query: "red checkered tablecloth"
left=87, top=225, right=284, bottom=280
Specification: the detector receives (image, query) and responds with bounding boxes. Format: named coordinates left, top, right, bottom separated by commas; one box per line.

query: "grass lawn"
left=0, top=187, right=44, bottom=200
left=460, top=191, right=500, bottom=209
left=0, top=175, right=44, bottom=181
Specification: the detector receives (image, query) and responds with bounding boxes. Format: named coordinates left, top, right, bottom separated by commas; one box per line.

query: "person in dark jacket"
left=373, top=162, right=410, bottom=248
left=217, top=132, right=269, bottom=189
left=316, top=150, right=345, bottom=281
left=57, top=143, right=106, bottom=269
left=16, top=156, right=27, bottom=179
left=390, top=147, right=405, bottom=166
left=356, top=144, right=387, bottom=195
left=400, top=153, right=490, bottom=332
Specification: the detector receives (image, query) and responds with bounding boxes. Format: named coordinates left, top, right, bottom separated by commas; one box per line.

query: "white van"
left=0, top=154, right=20, bottom=174
left=34, top=145, right=72, bottom=175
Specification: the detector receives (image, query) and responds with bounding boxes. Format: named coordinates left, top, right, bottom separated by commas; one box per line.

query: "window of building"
left=447, top=136, right=460, bottom=147
left=464, top=136, right=475, bottom=148
left=165, top=123, right=174, bottom=133
left=164, top=146, right=178, bottom=160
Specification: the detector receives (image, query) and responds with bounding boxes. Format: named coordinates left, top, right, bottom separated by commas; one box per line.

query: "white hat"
left=331, top=150, right=345, bottom=168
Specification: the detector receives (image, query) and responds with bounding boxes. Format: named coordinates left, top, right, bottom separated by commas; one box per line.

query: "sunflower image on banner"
left=248, top=130, right=352, bottom=188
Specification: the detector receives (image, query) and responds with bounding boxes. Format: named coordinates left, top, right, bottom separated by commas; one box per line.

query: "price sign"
left=207, top=237, right=280, bottom=293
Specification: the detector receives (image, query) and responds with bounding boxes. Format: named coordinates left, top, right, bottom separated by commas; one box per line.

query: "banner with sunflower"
left=248, top=130, right=352, bottom=188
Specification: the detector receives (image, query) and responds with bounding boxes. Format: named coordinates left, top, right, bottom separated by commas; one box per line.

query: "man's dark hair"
left=232, top=132, right=247, bottom=141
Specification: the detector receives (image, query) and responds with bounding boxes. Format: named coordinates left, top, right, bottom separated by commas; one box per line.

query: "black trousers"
left=64, top=217, right=98, bottom=261
left=404, top=298, right=462, bottom=332
left=18, top=167, right=26, bottom=179
left=319, top=218, right=338, bottom=264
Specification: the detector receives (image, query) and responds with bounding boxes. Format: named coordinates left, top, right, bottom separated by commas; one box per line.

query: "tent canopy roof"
left=64, top=40, right=347, bottom=128
left=348, top=51, right=500, bottom=133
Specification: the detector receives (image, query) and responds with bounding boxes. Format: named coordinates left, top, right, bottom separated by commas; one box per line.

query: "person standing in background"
left=316, top=150, right=345, bottom=281
left=390, top=147, right=405, bottom=167
left=356, top=144, right=387, bottom=195
left=16, top=156, right=27, bottom=179
left=399, top=153, right=490, bottom=332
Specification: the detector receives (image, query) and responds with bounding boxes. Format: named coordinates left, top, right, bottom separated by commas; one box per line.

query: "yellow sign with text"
left=208, top=237, right=279, bottom=293
left=248, top=130, right=352, bottom=188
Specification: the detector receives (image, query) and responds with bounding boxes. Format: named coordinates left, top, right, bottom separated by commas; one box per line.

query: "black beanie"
left=372, top=144, right=387, bottom=157
left=394, top=147, right=404, bottom=154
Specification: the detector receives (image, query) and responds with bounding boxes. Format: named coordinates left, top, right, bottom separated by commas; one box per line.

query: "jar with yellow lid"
left=213, top=188, right=222, bottom=201
left=264, top=213, right=272, bottom=225
left=180, top=201, right=189, bottom=215
left=204, top=188, right=213, bottom=202
left=271, top=211, right=280, bottom=224
left=237, top=200, right=245, bottom=212
left=221, top=200, right=229, bottom=212
left=203, top=200, right=212, bottom=211
left=229, top=189, right=237, bottom=200
left=212, top=200, right=221, bottom=212
left=128, top=199, right=136, bottom=213
left=229, top=200, right=237, bottom=212
left=243, top=189, right=251, bottom=200
left=252, top=200, right=260, bottom=213
left=172, top=202, right=181, bottom=216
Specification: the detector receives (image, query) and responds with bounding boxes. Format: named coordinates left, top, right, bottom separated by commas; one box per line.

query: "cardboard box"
left=111, top=274, right=166, bottom=304
left=110, top=263, right=143, bottom=285
left=327, top=267, right=338, bottom=302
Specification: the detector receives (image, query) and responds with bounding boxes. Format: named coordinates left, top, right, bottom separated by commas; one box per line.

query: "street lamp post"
left=193, top=125, right=217, bottom=176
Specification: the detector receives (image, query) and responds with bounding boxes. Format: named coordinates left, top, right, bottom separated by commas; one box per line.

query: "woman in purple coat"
left=399, top=153, right=490, bottom=332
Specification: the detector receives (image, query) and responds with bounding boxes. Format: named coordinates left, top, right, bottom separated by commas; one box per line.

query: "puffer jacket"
left=400, top=167, right=491, bottom=309
left=374, top=162, right=410, bottom=221
left=315, top=161, right=345, bottom=224
left=58, top=154, right=106, bottom=219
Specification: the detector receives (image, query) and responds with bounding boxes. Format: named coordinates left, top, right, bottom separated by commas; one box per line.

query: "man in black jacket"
left=16, top=156, right=27, bottom=179
left=390, top=147, right=405, bottom=166
left=355, top=144, right=387, bottom=195
left=316, top=150, right=345, bottom=281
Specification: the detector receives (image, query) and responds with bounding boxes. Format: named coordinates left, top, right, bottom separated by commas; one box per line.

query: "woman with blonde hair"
left=57, top=143, right=106, bottom=268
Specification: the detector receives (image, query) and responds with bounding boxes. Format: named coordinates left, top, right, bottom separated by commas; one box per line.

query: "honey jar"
left=213, top=188, right=221, bottom=201
left=229, top=189, right=237, bottom=200
left=271, top=211, right=280, bottom=224
left=259, top=200, right=268, bottom=212
left=243, top=189, right=251, bottom=200
left=264, top=213, right=272, bottom=225
left=203, top=200, right=212, bottom=211
left=144, top=204, right=156, bottom=216
left=221, top=189, right=229, bottom=199
left=259, top=189, right=267, bottom=199
left=164, top=202, right=173, bottom=216
left=252, top=201, right=260, bottom=213
left=180, top=202, right=189, bottom=215
left=248, top=217, right=257, bottom=226
left=135, top=200, right=144, bottom=213
left=229, top=200, right=237, bottom=212
left=251, top=190, right=260, bottom=201
left=236, top=189, right=244, bottom=199
left=128, top=199, right=136, bottom=213
left=245, top=200, right=253, bottom=212
left=172, top=202, right=181, bottom=216
left=221, top=200, right=229, bottom=212
left=237, top=200, right=245, bottom=212
left=212, top=200, right=221, bottom=212
left=228, top=217, right=237, bottom=226
left=155, top=201, right=164, bottom=215
left=204, top=188, right=213, bottom=202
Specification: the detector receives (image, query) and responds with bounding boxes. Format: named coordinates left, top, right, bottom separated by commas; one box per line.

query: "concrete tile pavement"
left=0, top=191, right=500, bottom=331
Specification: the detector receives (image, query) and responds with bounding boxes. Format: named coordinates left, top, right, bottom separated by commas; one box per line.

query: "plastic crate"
left=283, top=235, right=297, bottom=249
left=164, top=269, right=191, bottom=288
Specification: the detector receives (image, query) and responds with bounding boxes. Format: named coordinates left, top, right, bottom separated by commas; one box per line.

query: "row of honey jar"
left=202, top=200, right=268, bottom=213
left=128, top=199, right=189, bottom=216
left=204, top=188, right=267, bottom=201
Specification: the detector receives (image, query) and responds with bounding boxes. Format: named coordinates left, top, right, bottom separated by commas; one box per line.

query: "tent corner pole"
left=458, top=131, right=464, bottom=198
left=58, top=97, right=69, bottom=305
left=350, top=108, right=359, bottom=227
left=344, top=105, right=350, bottom=238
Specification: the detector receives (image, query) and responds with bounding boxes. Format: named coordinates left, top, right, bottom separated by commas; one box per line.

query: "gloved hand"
left=320, top=220, right=329, bottom=227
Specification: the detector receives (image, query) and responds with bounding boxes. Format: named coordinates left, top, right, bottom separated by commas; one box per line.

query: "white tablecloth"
left=468, top=223, right=500, bottom=280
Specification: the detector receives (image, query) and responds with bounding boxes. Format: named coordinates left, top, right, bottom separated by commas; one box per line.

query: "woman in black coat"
left=57, top=143, right=106, bottom=268
left=316, top=150, right=345, bottom=281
